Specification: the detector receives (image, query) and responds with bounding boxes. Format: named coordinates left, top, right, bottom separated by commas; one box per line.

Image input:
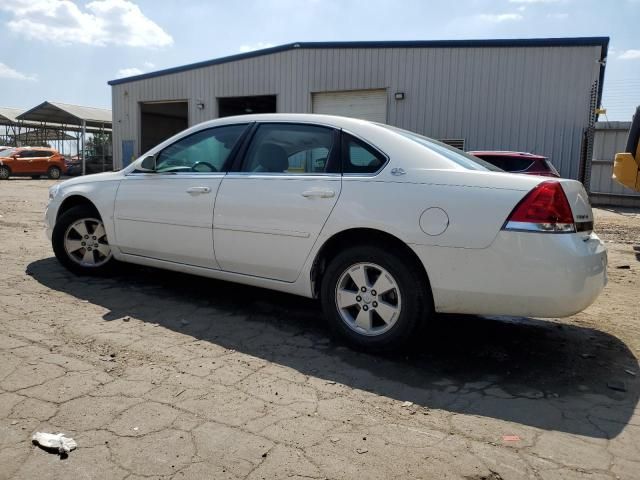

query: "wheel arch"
left=57, top=195, right=100, bottom=221
left=311, top=228, right=433, bottom=304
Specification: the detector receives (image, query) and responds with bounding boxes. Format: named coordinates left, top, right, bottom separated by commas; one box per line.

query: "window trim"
left=340, top=129, right=390, bottom=177
left=129, top=123, right=252, bottom=176
left=233, top=121, right=341, bottom=176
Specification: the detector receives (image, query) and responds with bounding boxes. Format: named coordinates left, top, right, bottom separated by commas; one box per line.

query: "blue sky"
left=0, top=0, right=638, bottom=120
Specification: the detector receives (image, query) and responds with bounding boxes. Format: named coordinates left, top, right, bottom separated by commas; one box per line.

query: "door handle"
left=301, top=189, right=335, bottom=198
left=186, top=186, right=211, bottom=194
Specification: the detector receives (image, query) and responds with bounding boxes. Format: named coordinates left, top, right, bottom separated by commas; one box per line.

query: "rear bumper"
left=412, top=231, right=607, bottom=318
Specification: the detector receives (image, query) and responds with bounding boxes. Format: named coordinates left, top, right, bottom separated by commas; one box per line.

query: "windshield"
left=0, top=148, right=16, bottom=158
left=381, top=125, right=503, bottom=172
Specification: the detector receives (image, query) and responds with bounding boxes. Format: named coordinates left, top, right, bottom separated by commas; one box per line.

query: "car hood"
left=59, top=170, right=122, bottom=187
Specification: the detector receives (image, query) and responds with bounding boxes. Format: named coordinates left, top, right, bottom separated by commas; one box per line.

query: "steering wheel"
left=191, top=161, right=218, bottom=172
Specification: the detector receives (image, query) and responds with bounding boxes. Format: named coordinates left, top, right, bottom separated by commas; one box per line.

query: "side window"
left=155, top=124, right=248, bottom=173
left=241, top=123, right=335, bottom=173
left=342, top=134, right=386, bottom=174
left=18, top=150, right=34, bottom=158
left=36, top=150, right=52, bottom=157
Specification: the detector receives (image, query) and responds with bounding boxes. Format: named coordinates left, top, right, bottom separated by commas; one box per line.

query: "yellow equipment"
left=613, top=105, right=640, bottom=192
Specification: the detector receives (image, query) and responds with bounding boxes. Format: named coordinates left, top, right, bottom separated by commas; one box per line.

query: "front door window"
left=155, top=124, right=248, bottom=174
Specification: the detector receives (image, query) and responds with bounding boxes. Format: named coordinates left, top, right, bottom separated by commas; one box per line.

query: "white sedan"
left=45, top=114, right=607, bottom=351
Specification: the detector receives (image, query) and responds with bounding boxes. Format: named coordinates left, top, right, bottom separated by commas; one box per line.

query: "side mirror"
left=138, top=155, right=156, bottom=172
left=12, top=154, right=19, bottom=159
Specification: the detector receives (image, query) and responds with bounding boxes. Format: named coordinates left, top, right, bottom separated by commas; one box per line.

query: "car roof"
left=468, top=150, right=546, bottom=159
left=193, top=113, right=383, bottom=130
left=14, top=146, right=57, bottom=151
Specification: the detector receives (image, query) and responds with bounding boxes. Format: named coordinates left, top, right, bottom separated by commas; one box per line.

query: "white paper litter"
left=32, top=432, right=77, bottom=454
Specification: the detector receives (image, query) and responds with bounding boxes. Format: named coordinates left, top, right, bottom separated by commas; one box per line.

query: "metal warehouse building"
left=109, top=37, right=608, bottom=179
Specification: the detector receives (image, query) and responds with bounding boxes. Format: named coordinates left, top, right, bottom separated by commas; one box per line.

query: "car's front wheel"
left=320, top=245, right=430, bottom=352
left=52, top=205, right=115, bottom=275
left=0, top=165, right=10, bottom=180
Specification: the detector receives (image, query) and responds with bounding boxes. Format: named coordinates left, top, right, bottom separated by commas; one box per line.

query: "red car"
left=468, top=151, right=561, bottom=177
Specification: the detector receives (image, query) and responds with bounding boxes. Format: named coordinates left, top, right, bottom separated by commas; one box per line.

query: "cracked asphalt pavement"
left=1, top=179, right=639, bottom=479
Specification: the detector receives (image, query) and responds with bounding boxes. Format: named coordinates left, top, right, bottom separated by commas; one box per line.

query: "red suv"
left=468, top=151, right=560, bottom=177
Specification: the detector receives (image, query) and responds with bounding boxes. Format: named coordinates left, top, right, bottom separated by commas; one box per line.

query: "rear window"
left=474, top=155, right=534, bottom=172
left=382, top=125, right=502, bottom=172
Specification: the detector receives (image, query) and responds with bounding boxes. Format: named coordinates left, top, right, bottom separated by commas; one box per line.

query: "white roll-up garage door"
left=312, top=89, right=388, bottom=123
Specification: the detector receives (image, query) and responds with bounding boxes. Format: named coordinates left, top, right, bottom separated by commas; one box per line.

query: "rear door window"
left=240, top=123, right=337, bottom=174
left=342, top=133, right=387, bottom=174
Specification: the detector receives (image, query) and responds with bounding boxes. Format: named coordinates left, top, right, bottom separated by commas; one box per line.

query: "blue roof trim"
left=108, top=37, right=609, bottom=86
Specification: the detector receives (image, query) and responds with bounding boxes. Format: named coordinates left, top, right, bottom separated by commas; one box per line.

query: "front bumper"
left=412, top=231, right=607, bottom=318
left=44, top=199, right=60, bottom=241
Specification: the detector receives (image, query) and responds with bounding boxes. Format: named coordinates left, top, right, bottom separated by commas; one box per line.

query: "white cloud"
left=619, top=49, right=640, bottom=60
left=547, top=12, right=569, bottom=19
left=143, top=61, right=155, bottom=69
left=0, top=0, right=173, bottom=48
left=477, top=13, right=523, bottom=22
left=117, top=67, right=144, bottom=77
left=0, top=62, right=37, bottom=81
left=239, top=42, right=275, bottom=53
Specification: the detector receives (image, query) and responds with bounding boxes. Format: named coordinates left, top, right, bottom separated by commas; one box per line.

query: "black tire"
left=52, top=205, right=116, bottom=276
left=320, top=245, right=431, bottom=352
left=0, top=165, right=10, bottom=180
left=47, top=166, right=61, bottom=179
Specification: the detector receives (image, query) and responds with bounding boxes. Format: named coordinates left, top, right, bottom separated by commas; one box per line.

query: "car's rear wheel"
left=320, top=245, right=430, bottom=352
left=47, top=166, right=61, bottom=179
left=52, top=205, right=116, bottom=275
left=0, top=165, right=10, bottom=180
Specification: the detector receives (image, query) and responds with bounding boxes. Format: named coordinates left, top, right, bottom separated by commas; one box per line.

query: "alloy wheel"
left=63, top=218, right=112, bottom=267
left=335, top=262, right=402, bottom=336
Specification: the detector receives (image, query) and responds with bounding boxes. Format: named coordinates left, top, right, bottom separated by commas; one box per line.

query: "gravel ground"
left=0, top=178, right=639, bottom=480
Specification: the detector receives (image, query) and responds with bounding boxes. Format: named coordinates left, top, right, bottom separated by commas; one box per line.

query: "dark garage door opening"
left=218, top=95, right=276, bottom=118
left=140, top=101, right=188, bottom=154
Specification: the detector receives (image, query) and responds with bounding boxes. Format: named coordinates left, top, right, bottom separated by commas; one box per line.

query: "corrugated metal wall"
left=588, top=122, right=640, bottom=207
left=111, top=45, right=602, bottom=178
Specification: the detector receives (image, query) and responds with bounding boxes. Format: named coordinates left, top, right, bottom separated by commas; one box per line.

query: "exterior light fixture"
left=395, top=92, right=405, bottom=100
left=196, top=101, right=205, bottom=109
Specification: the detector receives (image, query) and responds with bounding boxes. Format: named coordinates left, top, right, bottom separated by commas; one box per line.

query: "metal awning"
left=0, top=107, right=42, bottom=128
left=0, top=107, right=22, bottom=124
left=17, top=101, right=112, bottom=129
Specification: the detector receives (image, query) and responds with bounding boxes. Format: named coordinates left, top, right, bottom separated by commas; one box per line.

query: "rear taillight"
left=503, top=181, right=575, bottom=233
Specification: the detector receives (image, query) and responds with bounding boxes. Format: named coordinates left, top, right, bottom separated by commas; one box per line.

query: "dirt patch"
left=1, top=179, right=639, bottom=480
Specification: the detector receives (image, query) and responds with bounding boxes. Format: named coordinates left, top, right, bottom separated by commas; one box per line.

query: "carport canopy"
left=17, top=101, right=112, bottom=129
left=0, top=107, right=23, bottom=125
